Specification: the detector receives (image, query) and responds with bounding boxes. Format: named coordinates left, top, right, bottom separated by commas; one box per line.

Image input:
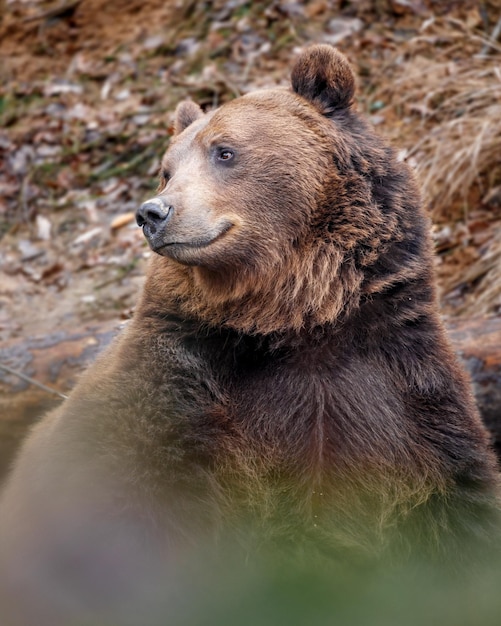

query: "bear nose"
left=136, top=197, right=173, bottom=234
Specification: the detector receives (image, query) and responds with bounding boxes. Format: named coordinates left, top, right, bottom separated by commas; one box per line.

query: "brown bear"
left=0, top=44, right=499, bottom=625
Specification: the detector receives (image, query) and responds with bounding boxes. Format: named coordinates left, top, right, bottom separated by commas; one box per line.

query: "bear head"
left=136, top=45, right=428, bottom=335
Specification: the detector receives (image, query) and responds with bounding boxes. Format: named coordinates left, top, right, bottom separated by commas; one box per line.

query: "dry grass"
left=374, top=17, right=501, bottom=221
left=398, top=60, right=501, bottom=220
left=458, top=231, right=501, bottom=314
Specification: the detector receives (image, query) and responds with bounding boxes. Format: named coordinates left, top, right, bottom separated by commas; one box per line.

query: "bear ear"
left=173, top=100, right=204, bottom=135
left=291, top=45, right=356, bottom=114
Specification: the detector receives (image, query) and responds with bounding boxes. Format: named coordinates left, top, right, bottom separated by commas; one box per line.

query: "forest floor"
left=0, top=0, right=500, bottom=345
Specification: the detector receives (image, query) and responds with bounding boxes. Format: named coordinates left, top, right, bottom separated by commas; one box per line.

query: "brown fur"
left=0, top=45, right=499, bottom=625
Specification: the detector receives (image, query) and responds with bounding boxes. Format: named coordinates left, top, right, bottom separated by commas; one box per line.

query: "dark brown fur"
left=0, top=45, right=499, bottom=625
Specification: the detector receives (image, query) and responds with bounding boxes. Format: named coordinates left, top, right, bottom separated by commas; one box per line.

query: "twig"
left=22, top=0, right=82, bottom=23
left=480, top=15, right=501, bottom=56
left=0, top=363, right=68, bottom=400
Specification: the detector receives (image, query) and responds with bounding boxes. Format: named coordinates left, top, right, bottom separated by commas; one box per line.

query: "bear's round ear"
left=174, top=100, right=204, bottom=135
left=291, top=45, right=355, bottom=114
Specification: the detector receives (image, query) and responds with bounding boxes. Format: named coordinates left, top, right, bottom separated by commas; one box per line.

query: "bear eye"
left=217, top=148, right=234, bottom=162
left=157, top=169, right=170, bottom=192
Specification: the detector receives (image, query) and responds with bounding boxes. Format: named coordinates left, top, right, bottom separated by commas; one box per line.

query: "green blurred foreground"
left=130, top=550, right=501, bottom=626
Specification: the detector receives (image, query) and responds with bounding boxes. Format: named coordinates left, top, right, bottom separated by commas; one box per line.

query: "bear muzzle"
left=136, top=194, right=236, bottom=263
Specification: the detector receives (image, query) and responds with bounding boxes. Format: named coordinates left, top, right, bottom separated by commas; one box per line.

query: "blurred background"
left=0, top=0, right=500, bottom=468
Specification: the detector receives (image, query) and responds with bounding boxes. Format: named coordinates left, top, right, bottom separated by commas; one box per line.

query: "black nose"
left=136, top=198, right=173, bottom=233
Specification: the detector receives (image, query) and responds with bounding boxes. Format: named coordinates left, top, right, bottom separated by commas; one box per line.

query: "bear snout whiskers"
left=136, top=197, right=173, bottom=234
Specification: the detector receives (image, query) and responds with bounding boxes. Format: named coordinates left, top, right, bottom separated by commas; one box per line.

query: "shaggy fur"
left=0, top=45, right=499, bottom=624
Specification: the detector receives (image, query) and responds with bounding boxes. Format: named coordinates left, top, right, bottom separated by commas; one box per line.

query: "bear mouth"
left=149, top=221, right=233, bottom=256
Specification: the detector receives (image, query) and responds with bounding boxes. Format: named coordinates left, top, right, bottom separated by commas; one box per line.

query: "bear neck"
left=136, top=246, right=365, bottom=337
